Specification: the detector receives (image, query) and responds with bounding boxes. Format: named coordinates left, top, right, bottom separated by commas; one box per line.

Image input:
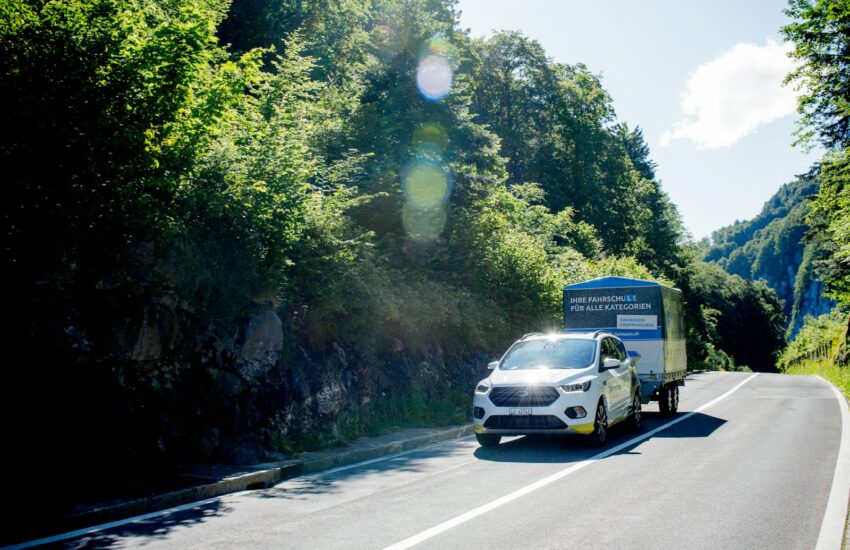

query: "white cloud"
left=660, top=39, right=797, bottom=149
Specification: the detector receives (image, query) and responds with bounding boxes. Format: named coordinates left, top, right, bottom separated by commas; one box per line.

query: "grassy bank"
left=785, top=358, right=850, bottom=403
left=779, top=311, right=850, bottom=402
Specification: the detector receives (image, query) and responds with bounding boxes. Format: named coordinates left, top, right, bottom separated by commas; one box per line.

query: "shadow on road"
left=15, top=434, right=471, bottom=547
left=34, top=440, right=471, bottom=547
left=651, top=411, right=727, bottom=438
left=473, top=411, right=727, bottom=464
left=38, top=500, right=232, bottom=549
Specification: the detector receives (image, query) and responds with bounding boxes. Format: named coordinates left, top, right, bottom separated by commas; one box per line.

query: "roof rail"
left=563, top=329, right=607, bottom=338
left=521, top=332, right=546, bottom=340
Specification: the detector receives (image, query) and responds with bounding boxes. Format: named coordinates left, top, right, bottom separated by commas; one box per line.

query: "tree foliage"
left=782, top=0, right=850, bottom=150
left=463, top=32, right=683, bottom=270
left=782, top=0, right=850, bottom=349
left=779, top=309, right=849, bottom=370
left=678, top=258, right=786, bottom=371
left=809, top=150, right=850, bottom=305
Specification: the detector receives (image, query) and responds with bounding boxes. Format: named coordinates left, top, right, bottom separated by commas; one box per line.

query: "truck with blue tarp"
left=563, top=276, right=687, bottom=414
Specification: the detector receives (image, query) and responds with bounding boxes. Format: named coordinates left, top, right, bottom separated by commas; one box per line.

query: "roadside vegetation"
left=776, top=0, right=850, bottom=391
left=780, top=311, right=850, bottom=399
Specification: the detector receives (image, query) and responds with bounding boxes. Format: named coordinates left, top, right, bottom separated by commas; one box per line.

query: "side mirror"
left=487, top=361, right=499, bottom=370
left=602, top=358, right=621, bottom=370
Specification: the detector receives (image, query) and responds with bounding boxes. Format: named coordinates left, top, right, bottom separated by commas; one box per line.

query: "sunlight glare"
left=416, top=55, right=453, bottom=102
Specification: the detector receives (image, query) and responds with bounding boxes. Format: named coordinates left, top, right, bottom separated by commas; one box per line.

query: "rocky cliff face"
left=704, top=178, right=835, bottom=337
left=6, top=268, right=492, bottom=527
left=790, top=274, right=835, bottom=335
left=5, top=251, right=488, bottom=513
left=106, top=297, right=481, bottom=467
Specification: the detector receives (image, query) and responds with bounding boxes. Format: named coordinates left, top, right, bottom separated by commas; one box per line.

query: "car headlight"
left=475, top=380, right=491, bottom=394
left=560, top=380, right=591, bottom=393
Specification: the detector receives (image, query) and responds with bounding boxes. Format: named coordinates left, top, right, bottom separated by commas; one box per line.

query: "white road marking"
left=383, top=373, right=759, bottom=550
left=815, top=378, right=850, bottom=550
left=3, top=434, right=474, bottom=550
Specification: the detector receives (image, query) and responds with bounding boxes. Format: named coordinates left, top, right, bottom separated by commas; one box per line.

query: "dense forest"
left=3, top=0, right=845, bottom=522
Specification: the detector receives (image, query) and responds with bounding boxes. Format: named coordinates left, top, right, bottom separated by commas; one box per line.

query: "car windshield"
left=500, top=339, right=596, bottom=370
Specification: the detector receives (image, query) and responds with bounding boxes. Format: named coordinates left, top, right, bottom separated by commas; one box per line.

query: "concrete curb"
left=60, top=424, right=473, bottom=534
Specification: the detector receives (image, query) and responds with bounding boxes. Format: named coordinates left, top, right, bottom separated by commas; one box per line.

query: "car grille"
left=488, top=386, right=560, bottom=407
left=483, top=415, right=566, bottom=430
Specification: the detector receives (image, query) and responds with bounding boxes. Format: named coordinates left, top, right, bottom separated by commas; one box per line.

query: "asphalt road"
left=19, top=372, right=848, bottom=549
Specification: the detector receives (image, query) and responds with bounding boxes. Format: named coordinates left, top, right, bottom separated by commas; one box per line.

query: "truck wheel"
left=588, top=400, right=608, bottom=447
left=670, top=384, right=679, bottom=414
left=658, top=384, right=670, bottom=415
left=475, top=434, right=501, bottom=447
left=629, top=393, right=642, bottom=431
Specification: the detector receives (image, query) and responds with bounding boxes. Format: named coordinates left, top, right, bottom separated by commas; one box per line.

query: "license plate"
left=509, top=408, right=532, bottom=415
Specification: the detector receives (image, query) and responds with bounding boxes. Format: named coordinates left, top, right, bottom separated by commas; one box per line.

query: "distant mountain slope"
left=704, top=177, right=834, bottom=335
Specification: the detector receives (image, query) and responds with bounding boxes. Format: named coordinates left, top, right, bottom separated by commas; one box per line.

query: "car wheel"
left=658, top=384, right=670, bottom=415
left=629, top=392, right=642, bottom=431
left=589, top=400, right=608, bottom=446
left=475, top=434, right=501, bottom=447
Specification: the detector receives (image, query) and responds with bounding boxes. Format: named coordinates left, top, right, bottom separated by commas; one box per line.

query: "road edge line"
left=815, top=376, right=850, bottom=550
left=383, top=372, right=759, bottom=550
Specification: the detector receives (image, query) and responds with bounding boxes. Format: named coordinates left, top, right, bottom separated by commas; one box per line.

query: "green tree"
left=616, top=123, right=684, bottom=275
left=451, top=183, right=600, bottom=327
left=782, top=0, right=850, bottom=150
left=619, top=124, right=657, bottom=180
left=678, top=258, right=786, bottom=372
left=809, top=150, right=850, bottom=305
left=464, top=32, right=683, bottom=267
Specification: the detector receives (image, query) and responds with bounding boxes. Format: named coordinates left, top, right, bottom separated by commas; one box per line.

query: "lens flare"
left=426, top=33, right=450, bottom=56
left=413, top=123, right=448, bottom=157
left=402, top=202, right=447, bottom=242
left=416, top=54, right=453, bottom=102
left=403, top=160, right=450, bottom=208
left=401, top=156, right=452, bottom=242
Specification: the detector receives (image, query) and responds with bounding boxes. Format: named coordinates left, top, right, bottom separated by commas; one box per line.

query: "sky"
left=456, top=0, right=822, bottom=240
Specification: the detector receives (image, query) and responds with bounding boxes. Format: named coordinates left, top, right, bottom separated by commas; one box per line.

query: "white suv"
left=472, top=332, right=641, bottom=447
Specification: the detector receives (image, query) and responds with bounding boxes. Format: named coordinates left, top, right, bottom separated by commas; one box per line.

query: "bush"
left=779, top=310, right=849, bottom=371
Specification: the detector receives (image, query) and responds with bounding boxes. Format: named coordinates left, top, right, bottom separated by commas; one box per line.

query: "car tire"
left=475, top=434, right=501, bottom=447
left=588, top=400, right=608, bottom=447
left=629, top=392, right=642, bottom=431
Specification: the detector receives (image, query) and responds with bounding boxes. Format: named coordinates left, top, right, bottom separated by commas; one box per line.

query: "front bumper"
left=472, top=386, right=596, bottom=435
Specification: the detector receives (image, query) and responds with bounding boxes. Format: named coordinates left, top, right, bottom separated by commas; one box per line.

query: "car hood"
left=487, top=367, right=592, bottom=386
